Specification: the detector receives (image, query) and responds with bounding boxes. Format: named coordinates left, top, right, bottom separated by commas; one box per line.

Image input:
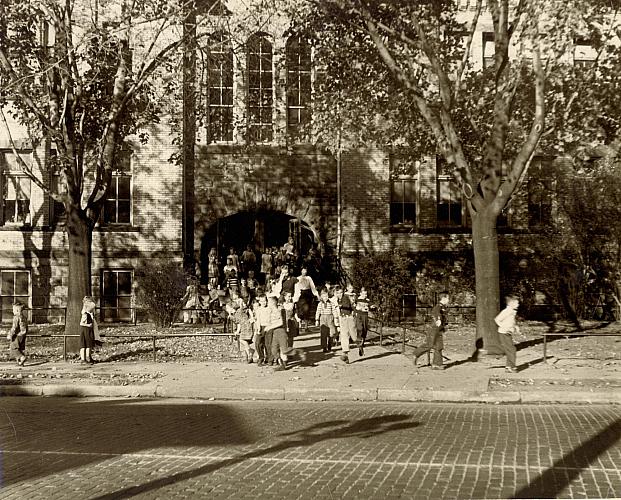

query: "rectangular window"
left=0, top=270, right=29, bottom=322
left=1, top=151, right=31, bottom=226
left=528, top=158, right=553, bottom=228
left=437, top=178, right=463, bottom=226
left=390, top=180, right=417, bottom=226
left=101, top=269, right=133, bottom=322
left=102, top=150, right=131, bottom=225
left=574, top=40, right=596, bottom=67
left=483, top=32, right=495, bottom=69
left=49, top=149, right=66, bottom=223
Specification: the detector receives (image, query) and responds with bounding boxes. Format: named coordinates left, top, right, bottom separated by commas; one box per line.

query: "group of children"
left=226, top=288, right=307, bottom=370
left=5, top=287, right=521, bottom=374
left=412, top=292, right=521, bottom=373
left=5, top=294, right=103, bottom=367
left=315, top=283, right=370, bottom=364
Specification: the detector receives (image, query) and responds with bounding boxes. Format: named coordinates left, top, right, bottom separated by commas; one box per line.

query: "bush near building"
left=136, top=261, right=187, bottom=328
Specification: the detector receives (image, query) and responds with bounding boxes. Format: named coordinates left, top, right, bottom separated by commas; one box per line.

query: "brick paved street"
left=0, top=399, right=619, bottom=499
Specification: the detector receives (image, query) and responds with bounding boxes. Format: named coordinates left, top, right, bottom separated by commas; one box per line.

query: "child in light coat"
left=495, top=295, right=520, bottom=373
left=7, top=302, right=28, bottom=366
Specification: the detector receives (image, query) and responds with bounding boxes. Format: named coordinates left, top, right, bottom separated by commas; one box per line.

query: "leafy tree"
left=286, top=0, right=621, bottom=353
left=0, top=0, right=277, bottom=342
left=549, top=148, right=621, bottom=321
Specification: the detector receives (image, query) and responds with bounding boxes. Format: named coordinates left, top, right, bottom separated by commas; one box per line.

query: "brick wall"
left=0, top=123, right=182, bottom=321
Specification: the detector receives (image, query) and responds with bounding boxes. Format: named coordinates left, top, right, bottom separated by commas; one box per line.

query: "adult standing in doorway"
left=241, top=244, right=257, bottom=277
left=293, top=266, right=319, bottom=329
left=261, top=248, right=273, bottom=284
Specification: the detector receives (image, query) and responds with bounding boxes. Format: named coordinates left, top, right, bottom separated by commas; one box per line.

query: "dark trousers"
left=255, top=334, right=267, bottom=362
left=499, top=332, right=517, bottom=368
left=264, top=329, right=274, bottom=363
left=320, top=324, right=332, bottom=351
left=413, top=331, right=443, bottom=366
left=10, top=334, right=26, bottom=360
left=286, top=319, right=298, bottom=347
left=356, top=312, right=368, bottom=345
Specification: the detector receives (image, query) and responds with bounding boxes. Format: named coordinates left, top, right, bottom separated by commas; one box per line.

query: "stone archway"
left=199, top=209, right=318, bottom=283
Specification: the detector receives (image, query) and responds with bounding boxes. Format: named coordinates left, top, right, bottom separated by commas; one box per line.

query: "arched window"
left=286, top=36, right=311, bottom=140
left=207, top=31, right=233, bottom=143
left=247, top=33, right=273, bottom=142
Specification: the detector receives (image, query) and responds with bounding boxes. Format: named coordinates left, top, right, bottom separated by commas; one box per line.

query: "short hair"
left=12, top=301, right=24, bottom=309
left=505, top=294, right=519, bottom=304
left=437, top=292, right=449, bottom=301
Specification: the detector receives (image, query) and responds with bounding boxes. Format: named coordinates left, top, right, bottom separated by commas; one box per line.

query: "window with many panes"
left=0, top=270, right=29, bottom=322
left=101, top=269, right=133, bottom=322
left=437, top=158, right=463, bottom=227
left=286, top=35, right=312, bottom=140
left=102, top=149, right=131, bottom=225
left=1, top=151, right=31, bottom=226
left=207, top=31, right=234, bottom=143
left=390, top=180, right=417, bottom=226
left=482, top=32, right=494, bottom=69
left=528, top=157, right=553, bottom=228
left=389, top=154, right=418, bottom=227
left=247, top=33, right=273, bottom=142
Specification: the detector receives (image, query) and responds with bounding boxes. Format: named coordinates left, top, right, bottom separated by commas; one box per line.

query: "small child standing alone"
left=79, top=296, right=97, bottom=365
left=495, top=295, right=520, bottom=373
left=7, top=302, right=28, bottom=366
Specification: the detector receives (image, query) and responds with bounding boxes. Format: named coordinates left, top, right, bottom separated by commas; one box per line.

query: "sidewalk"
left=1, top=329, right=619, bottom=404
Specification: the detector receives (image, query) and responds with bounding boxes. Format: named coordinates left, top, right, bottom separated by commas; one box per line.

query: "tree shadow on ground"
left=512, top=418, right=621, bottom=498
left=92, top=413, right=419, bottom=499
left=351, top=350, right=399, bottom=364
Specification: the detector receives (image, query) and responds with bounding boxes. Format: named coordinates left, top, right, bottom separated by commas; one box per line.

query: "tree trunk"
left=472, top=209, right=503, bottom=355
left=64, top=210, right=92, bottom=352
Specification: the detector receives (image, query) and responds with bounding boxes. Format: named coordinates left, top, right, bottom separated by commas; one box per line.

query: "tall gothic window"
left=286, top=35, right=311, bottom=140
left=247, top=33, right=273, bottom=142
left=207, top=31, right=234, bottom=142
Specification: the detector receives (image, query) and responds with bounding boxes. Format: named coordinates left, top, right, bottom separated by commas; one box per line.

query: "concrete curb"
left=154, top=386, right=285, bottom=400
left=0, top=382, right=619, bottom=404
left=285, top=387, right=378, bottom=401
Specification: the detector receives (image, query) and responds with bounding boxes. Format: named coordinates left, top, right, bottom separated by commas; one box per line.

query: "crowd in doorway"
left=183, top=237, right=323, bottom=328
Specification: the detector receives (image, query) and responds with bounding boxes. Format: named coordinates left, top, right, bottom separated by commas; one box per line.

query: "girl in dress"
left=293, top=266, right=319, bottom=330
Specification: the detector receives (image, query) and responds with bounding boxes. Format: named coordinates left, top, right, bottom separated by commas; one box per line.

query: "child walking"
left=355, top=287, right=370, bottom=357
left=7, top=302, right=28, bottom=366
left=231, top=303, right=255, bottom=364
left=316, top=288, right=337, bottom=353
left=413, top=292, right=449, bottom=370
left=495, top=295, right=520, bottom=373
left=282, top=291, right=300, bottom=348
left=253, top=294, right=270, bottom=366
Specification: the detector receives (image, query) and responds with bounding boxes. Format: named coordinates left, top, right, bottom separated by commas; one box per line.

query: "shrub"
left=136, top=260, right=187, bottom=328
left=349, top=250, right=415, bottom=322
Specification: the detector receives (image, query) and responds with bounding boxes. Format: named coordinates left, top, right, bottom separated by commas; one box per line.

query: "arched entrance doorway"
left=199, top=209, right=317, bottom=283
